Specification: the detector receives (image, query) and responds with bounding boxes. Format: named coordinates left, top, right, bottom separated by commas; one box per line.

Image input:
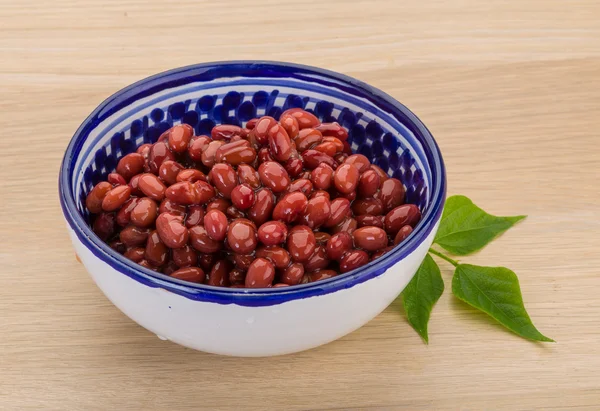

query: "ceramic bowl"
left=59, top=61, right=446, bottom=356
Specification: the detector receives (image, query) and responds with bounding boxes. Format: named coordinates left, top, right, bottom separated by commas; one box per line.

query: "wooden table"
left=2, top=1, right=599, bottom=409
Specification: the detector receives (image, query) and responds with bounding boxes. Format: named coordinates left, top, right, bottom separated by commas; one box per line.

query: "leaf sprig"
left=401, top=195, right=553, bottom=343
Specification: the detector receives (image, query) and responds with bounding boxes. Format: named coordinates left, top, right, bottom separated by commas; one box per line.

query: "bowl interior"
left=61, top=61, right=445, bottom=299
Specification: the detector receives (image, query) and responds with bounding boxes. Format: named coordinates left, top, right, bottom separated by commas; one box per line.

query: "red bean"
left=256, top=246, right=291, bottom=269
left=245, top=258, right=276, bottom=288
left=101, top=185, right=131, bottom=212
left=301, top=196, right=331, bottom=229
left=394, top=225, right=413, bottom=245
left=203, top=209, right=228, bottom=241
left=310, top=164, right=334, bottom=191
left=313, top=141, right=337, bottom=157
left=322, top=136, right=344, bottom=153
left=109, top=239, right=127, bottom=254
left=246, top=118, right=259, bottom=129
left=281, top=263, right=305, bottom=285
left=116, top=153, right=145, bottom=181
left=231, top=184, right=255, bottom=210
left=128, top=174, right=143, bottom=196
left=229, top=268, right=246, bottom=284
left=165, top=181, right=196, bottom=205
left=352, top=198, right=384, bottom=216
left=314, top=231, right=331, bottom=245
left=258, top=161, right=290, bottom=193
left=237, top=164, right=261, bottom=188
left=211, top=124, right=243, bottom=141
left=258, top=147, right=274, bottom=163
left=324, top=198, right=351, bottom=227
left=327, top=232, right=354, bottom=262
left=156, top=213, right=189, bottom=248
left=138, top=173, right=167, bottom=201
left=189, top=225, right=222, bottom=253
left=159, top=160, right=184, bottom=186
left=193, top=181, right=216, bottom=204
left=272, top=191, right=308, bottom=223
left=339, top=250, right=369, bottom=273
left=257, top=221, right=288, bottom=246
left=148, top=142, right=175, bottom=174
left=215, top=139, right=256, bottom=165
left=333, top=163, right=359, bottom=194
left=93, top=212, right=116, bottom=241
left=198, top=254, right=215, bottom=272
left=209, top=163, right=238, bottom=198
left=170, top=267, right=204, bottom=283
left=124, top=247, right=145, bottom=262
left=172, top=244, right=198, bottom=267
left=344, top=154, right=370, bottom=173
left=284, top=157, right=304, bottom=178
left=301, top=149, right=337, bottom=170
left=384, top=204, right=421, bottom=235
left=282, top=108, right=320, bottom=130
left=201, top=140, right=225, bottom=168
left=227, top=218, right=258, bottom=254
left=334, top=152, right=348, bottom=164
left=371, top=246, right=394, bottom=261
left=247, top=188, right=275, bottom=226
left=251, top=116, right=277, bottom=145
left=356, top=214, right=384, bottom=229
left=119, top=225, right=149, bottom=247
left=287, top=225, right=316, bottom=262
left=331, top=217, right=358, bottom=235
left=129, top=197, right=157, bottom=227
left=176, top=168, right=206, bottom=183
left=316, top=122, right=348, bottom=141
left=279, top=112, right=300, bottom=139
left=145, top=230, right=168, bottom=266
left=183, top=208, right=202, bottom=230
left=295, top=128, right=323, bottom=152
left=138, top=259, right=158, bottom=271
left=86, top=182, right=113, bottom=214
left=286, top=178, right=313, bottom=196
left=268, top=124, right=292, bottom=162
left=370, top=164, right=389, bottom=183
left=308, top=270, right=337, bottom=282
left=108, top=173, right=126, bottom=186
left=188, top=135, right=211, bottom=161
left=226, top=205, right=245, bottom=219
left=377, top=178, right=405, bottom=212
left=207, top=259, right=231, bottom=287
left=358, top=169, right=381, bottom=198
left=304, top=246, right=330, bottom=272
left=233, top=253, right=254, bottom=271
left=353, top=226, right=388, bottom=251
left=159, top=198, right=186, bottom=217
left=310, top=190, right=330, bottom=201
left=167, top=124, right=193, bottom=153
left=207, top=198, right=231, bottom=214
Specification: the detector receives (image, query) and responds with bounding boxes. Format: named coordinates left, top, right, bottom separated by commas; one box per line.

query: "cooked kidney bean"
left=203, top=209, right=228, bottom=241
left=339, top=250, right=369, bottom=273
left=333, top=163, right=359, bottom=194
left=245, top=258, right=276, bottom=288
left=352, top=226, right=388, bottom=251
left=257, top=221, right=288, bottom=246
left=287, top=225, right=316, bottom=262
left=170, top=267, right=204, bottom=283
left=116, top=153, right=145, bottom=181
left=394, top=225, right=413, bottom=245
left=86, top=117, right=424, bottom=288
left=384, top=204, right=422, bottom=234
left=189, top=225, right=222, bottom=254
left=172, top=244, right=198, bottom=267
left=108, top=173, right=126, bottom=186
left=86, top=182, right=113, bottom=214
left=316, top=122, right=348, bottom=141
left=272, top=191, right=308, bottom=223
left=129, top=197, right=157, bottom=227
left=231, top=184, right=255, bottom=210
left=377, top=178, right=405, bottom=212
left=324, top=198, right=351, bottom=227
left=301, top=196, right=331, bottom=229
left=207, top=259, right=231, bottom=287
left=258, top=161, right=290, bottom=193
left=102, top=185, right=131, bottom=212
left=227, top=218, right=257, bottom=254
left=352, top=197, right=384, bottom=216
left=145, top=230, right=168, bottom=266
left=138, top=173, right=166, bottom=201
left=325, top=232, right=353, bottom=261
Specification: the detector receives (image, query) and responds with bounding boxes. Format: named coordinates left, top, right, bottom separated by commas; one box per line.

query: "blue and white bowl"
left=59, top=61, right=446, bottom=356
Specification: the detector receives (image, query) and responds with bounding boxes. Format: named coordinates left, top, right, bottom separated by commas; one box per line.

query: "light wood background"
left=1, top=1, right=599, bottom=410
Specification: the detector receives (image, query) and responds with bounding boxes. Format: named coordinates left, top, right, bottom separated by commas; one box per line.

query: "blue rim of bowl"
left=59, top=60, right=446, bottom=307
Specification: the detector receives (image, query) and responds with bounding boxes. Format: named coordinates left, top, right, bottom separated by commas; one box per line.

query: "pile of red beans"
left=86, top=108, right=421, bottom=288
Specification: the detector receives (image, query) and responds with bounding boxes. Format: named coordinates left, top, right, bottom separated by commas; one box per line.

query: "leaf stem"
left=428, top=248, right=459, bottom=267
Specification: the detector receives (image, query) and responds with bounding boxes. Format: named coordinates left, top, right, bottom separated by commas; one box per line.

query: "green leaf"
left=401, top=254, right=445, bottom=343
left=434, top=195, right=526, bottom=255
left=452, top=264, right=553, bottom=342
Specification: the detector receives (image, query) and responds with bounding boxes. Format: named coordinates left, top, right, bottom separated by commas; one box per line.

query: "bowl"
left=59, top=61, right=446, bottom=357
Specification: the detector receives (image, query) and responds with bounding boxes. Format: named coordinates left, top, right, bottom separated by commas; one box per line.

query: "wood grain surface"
left=1, top=0, right=599, bottom=409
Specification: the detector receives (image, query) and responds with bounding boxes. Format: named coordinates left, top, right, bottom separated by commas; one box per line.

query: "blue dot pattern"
left=79, top=90, right=428, bottom=222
